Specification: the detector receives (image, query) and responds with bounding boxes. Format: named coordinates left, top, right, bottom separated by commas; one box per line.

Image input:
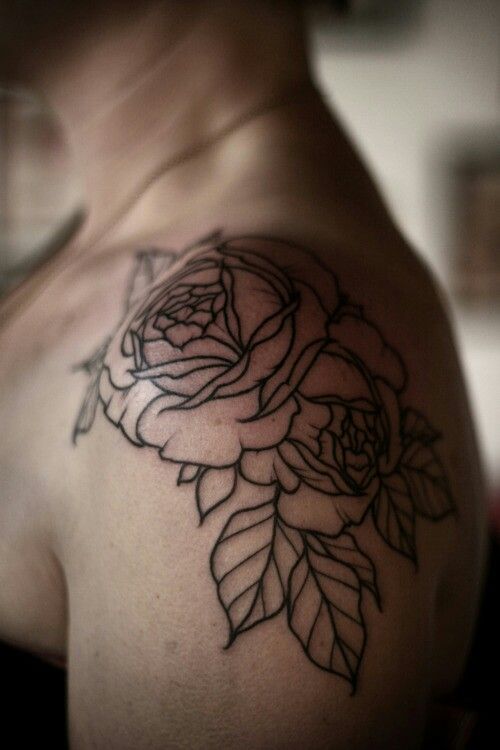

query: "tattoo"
left=73, top=232, right=455, bottom=691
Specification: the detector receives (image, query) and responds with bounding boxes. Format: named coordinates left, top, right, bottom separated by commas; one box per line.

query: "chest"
left=0, top=260, right=130, bottom=493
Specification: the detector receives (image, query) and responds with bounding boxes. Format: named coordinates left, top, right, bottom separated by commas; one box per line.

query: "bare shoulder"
left=68, top=230, right=484, bottom=749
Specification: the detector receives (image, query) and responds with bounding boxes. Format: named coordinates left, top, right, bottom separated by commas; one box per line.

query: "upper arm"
left=67, top=232, right=479, bottom=748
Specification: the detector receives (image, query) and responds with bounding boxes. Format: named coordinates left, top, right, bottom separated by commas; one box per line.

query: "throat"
left=73, top=79, right=317, bottom=254
left=39, top=2, right=311, bottom=255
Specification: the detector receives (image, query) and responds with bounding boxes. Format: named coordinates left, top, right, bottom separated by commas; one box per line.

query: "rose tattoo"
left=73, top=232, right=455, bottom=691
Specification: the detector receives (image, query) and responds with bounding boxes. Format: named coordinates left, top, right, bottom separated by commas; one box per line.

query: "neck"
left=22, top=1, right=314, bottom=249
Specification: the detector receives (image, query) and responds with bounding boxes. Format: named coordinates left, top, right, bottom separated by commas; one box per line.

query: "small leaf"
left=196, top=466, right=236, bottom=520
left=177, top=463, right=201, bottom=485
left=373, top=473, right=416, bottom=562
left=401, top=409, right=440, bottom=446
left=130, top=331, right=143, bottom=369
left=72, top=340, right=109, bottom=443
left=73, top=339, right=110, bottom=376
left=211, top=503, right=301, bottom=642
left=126, top=249, right=176, bottom=309
left=72, top=378, right=101, bottom=443
left=317, top=533, right=380, bottom=608
left=401, top=442, right=455, bottom=520
left=288, top=543, right=365, bottom=688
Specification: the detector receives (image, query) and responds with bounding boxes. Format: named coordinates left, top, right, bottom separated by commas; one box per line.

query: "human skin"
left=0, top=2, right=488, bottom=748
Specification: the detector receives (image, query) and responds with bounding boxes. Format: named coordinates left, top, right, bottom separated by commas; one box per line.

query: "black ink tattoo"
left=73, top=232, right=455, bottom=691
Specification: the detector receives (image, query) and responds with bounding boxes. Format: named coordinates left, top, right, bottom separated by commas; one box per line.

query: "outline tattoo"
left=73, top=232, right=455, bottom=691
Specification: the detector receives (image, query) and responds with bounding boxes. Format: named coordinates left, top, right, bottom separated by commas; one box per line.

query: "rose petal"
left=299, top=350, right=373, bottom=404
left=178, top=312, right=295, bottom=406
left=259, top=282, right=330, bottom=410
left=172, top=306, right=194, bottom=322
left=287, top=396, right=331, bottom=454
left=191, top=282, right=221, bottom=296
left=137, top=389, right=298, bottom=467
left=327, top=314, right=406, bottom=392
left=222, top=240, right=293, bottom=298
left=230, top=265, right=284, bottom=345
left=152, top=365, right=228, bottom=397
left=142, top=337, right=237, bottom=372
left=203, top=314, right=241, bottom=352
left=129, top=259, right=219, bottom=331
left=142, top=315, right=166, bottom=341
left=240, top=449, right=276, bottom=485
left=375, top=378, right=402, bottom=475
left=104, top=318, right=139, bottom=389
left=224, top=238, right=339, bottom=316
left=214, top=317, right=294, bottom=400
left=132, top=355, right=232, bottom=378
left=99, top=367, right=164, bottom=444
left=220, top=266, right=242, bottom=345
left=246, top=295, right=297, bottom=349
left=187, top=310, right=212, bottom=326
left=279, top=439, right=353, bottom=495
left=273, top=453, right=301, bottom=492
left=239, top=397, right=299, bottom=452
left=178, top=352, right=250, bottom=407
left=167, top=265, right=220, bottom=290
left=239, top=448, right=301, bottom=493
left=154, top=314, right=175, bottom=331
left=197, top=297, right=216, bottom=312
left=162, top=292, right=195, bottom=315
left=277, top=477, right=379, bottom=537
left=103, top=251, right=227, bottom=388
left=164, top=322, right=203, bottom=347
left=344, top=450, right=373, bottom=486
left=318, top=430, right=345, bottom=473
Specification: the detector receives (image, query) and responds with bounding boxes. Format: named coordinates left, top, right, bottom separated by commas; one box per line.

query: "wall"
left=312, top=0, right=500, bottom=487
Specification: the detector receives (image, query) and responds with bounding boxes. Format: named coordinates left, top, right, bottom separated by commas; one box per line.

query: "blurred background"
left=311, top=0, right=500, bottom=508
left=0, top=0, right=499, bottom=744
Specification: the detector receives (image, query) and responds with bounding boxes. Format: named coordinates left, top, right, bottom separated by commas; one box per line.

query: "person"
left=0, top=2, right=488, bottom=748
